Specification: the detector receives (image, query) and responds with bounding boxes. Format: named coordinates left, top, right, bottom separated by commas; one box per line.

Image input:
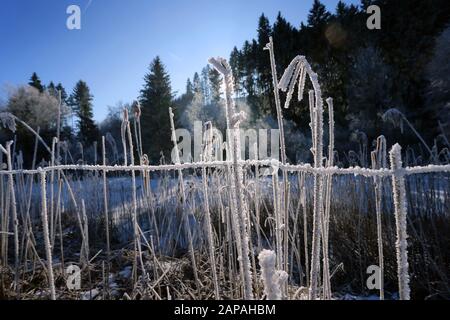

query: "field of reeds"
left=0, top=38, right=449, bottom=300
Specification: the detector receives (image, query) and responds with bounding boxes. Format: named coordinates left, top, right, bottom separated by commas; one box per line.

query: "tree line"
left=176, top=0, right=450, bottom=163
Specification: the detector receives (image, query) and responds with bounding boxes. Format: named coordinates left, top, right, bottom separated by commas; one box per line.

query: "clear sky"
left=0, top=0, right=359, bottom=121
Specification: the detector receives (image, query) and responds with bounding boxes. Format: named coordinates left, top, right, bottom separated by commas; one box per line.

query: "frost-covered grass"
left=1, top=164, right=448, bottom=299
left=1, top=48, right=450, bottom=300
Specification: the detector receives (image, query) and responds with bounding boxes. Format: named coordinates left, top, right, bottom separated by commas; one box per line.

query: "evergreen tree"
left=346, top=46, right=396, bottom=141
left=173, top=78, right=195, bottom=124
left=256, top=14, right=274, bottom=114
left=56, top=83, right=69, bottom=105
left=185, top=78, right=194, bottom=101
left=28, top=72, right=44, bottom=93
left=69, top=80, right=99, bottom=146
left=307, top=0, right=331, bottom=28
left=257, top=14, right=272, bottom=48
left=229, top=46, right=244, bottom=97
left=193, top=72, right=202, bottom=95
left=305, top=0, right=331, bottom=65
left=200, top=66, right=211, bottom=105
left=241, top=40, right=257, bottom=98
left=139, top=56, right=174, bottom=163
left=208, top=68, right=222, bottom=104
left=47, top=81, right=58, bottom=97
left=55, top=83, right=73, bottom=131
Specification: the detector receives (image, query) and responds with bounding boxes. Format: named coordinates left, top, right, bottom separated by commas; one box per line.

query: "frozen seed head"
left=132, top=100, right=141, bottom=119
left=382, top=108, right=405, bottom=132
left=123, top=108, right=129, bottom=122
left=208, top=57, right=229, bottom=75
left=278, top=57, right=301, bottom=92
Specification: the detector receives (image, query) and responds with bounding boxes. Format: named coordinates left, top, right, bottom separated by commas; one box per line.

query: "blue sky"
left=0, top=0, right=359, bottom=121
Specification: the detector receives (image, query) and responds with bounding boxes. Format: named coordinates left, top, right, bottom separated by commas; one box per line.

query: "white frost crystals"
left=209, top=56, right=254, bottom=300
left=389, top=143, right=411, bottom=300
left=4, top=36, right=449, bottom=301
left=258, top=250, right=288, bottom=300
left=277, top=53, right=327, bottom=300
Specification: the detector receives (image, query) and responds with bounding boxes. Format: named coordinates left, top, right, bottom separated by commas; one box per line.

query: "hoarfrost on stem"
left=258, top=249, right=285, bottom=300
left=209, top=56, right=254, bottom=299
left=389, top=143, right=410, bottom=300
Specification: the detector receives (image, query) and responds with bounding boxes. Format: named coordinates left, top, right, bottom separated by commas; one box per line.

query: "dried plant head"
left=208, top=57, right=229, bottom=75
left=382, top=108, right=404, bottom=133
left=350, top=130, right=368, bottom=146
left=122, top=108, right=129, bottom=122
left=132, top=100, right=141, bottom=119
left=141, top=154, right=149, bottom=165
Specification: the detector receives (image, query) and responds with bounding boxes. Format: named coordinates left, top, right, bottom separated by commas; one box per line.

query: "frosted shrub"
left=5, top=86, right=68, bottom=130
left=0, top=112, right=17, bottom=132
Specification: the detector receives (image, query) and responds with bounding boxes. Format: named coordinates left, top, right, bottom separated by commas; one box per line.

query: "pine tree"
left=240, top=40, right=260, bottom=116
left=54, top=83, right=73, bottom=134
left=273, top=13, right=296, bottom=71
left=256, top=14, right=274, bottom=114
left=208, top=68, right=222, bottom=104
left=173, top=78, right=194, bottom=123
left=200, top=66, right=211, bottom=105
left=47, top=81, right=58, bottom=97
left=139, top=56, right=174, bottom=163
left=229, top=46, right=244, bottom=97
left=69, top=80, right=99, bottom=146
left=193, top=72, right=202, bottom=95
left=307, top=0, right=331, bottom=28
left=56, top=83, right=69, bottom=105
left=241, top=40, right=257, bottom=97
left=346, top=46, right=396, bottom=141
left=29, top=72, right=44, bottom=93
left=257, top=14, right=272, bottom=48
left=185, top=78, right=194, bottom=101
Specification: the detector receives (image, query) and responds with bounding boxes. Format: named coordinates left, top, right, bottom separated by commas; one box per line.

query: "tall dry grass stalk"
left=265, top=37, right=289, bottom=277
left=371, top=135, right=387, bottom=299
left=168, top=107, right=201, bottom=289
left=101, top=136, right=111, bottom=265
left=201, top=123, right=220, bottom=299
left=0, top=142, right=19, bottom=295
left=321, top=97, right=334, bottom=300
left=389, top=143, right=410, bottom=300
left=209, top=56, right=254, bottom=299
left=124, top=109, right=147, bottom=283
left=38, top=168, right=56, bottom=300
